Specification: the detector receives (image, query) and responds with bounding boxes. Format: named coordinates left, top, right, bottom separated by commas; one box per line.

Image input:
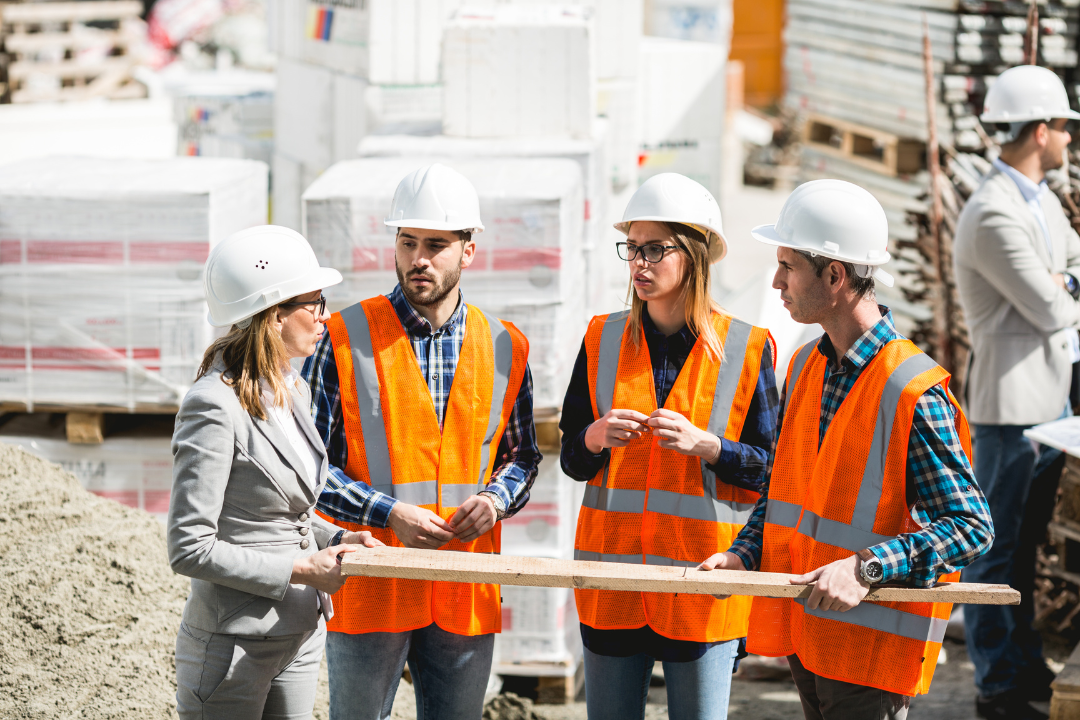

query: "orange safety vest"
left=574, top=309, right=774, bottom=642
left=317, top=295, right=529, bottom=636
left=747, top=337, right=970, bottom=696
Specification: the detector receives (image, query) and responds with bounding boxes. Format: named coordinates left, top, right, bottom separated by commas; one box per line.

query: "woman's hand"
left=646, top=409, right=722, bottom=461
left=583, top=409, right=651, bottom=453
left=290, top=544, right=361, bottom=594
left=450, top=495, right=497, bottom=543
left=341, top=530, right=384, bottom=548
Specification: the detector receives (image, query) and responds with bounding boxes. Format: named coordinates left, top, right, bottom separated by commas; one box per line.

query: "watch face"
left=865, top=561, right=883, bottom=582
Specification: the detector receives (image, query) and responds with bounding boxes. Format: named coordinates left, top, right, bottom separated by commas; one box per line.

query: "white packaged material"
left=0, top=99, right=178, bottom=168
left=647, top=0, right=733, bottom=52
left=358, top=124, right=610, bottom=316
left=1, top=432, right=174, bottom=520
left=269, top=0, right=465, bottom=84
left=0, top=157, right=268, bottom=410
left=597, top=78, right=639, bottom=192
left=638, top=37, right=726, bottom=202
left=165, top=68, right=275, bottom=164
left=442, top=6, right=595, bottom=139
left=497, top=454, right=586, bottom=671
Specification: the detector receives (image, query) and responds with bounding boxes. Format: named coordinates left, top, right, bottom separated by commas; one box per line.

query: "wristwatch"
left=1065, top=272, right=1080, bottom=300
left=856, top=548, right=884, bottom=585
left=479, top=491, right=506, bottom=519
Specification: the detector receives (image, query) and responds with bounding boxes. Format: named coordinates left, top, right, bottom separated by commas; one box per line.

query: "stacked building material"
left=165, top=70, right=276, bottom=165
left=786, top=0, right=1080, bottom=336
left=0, top=157, right=268, bottom=411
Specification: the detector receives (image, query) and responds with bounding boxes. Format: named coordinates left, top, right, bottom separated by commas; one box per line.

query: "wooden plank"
left=4, top=31, right=127, bottom=54
left=0, top=1, right=142, bottom=24
left=8, top=58, right=132, bottom=81
left=0, top=402, right=177, bottom=415
left=341, top=547, right=1021, bottom=604
left=65, top=412, right=105, bottom=445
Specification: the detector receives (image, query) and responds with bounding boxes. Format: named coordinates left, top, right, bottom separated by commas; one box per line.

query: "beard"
left=396, top=261, right=462, bottom=309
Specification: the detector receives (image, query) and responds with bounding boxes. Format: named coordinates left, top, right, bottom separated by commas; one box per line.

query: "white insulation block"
left=637, top=36, right=726, bottom=202
left=0, top=157, right=268, bottom=409
left=269, top=0, right=465, bottom=84
left=442, top=5, right=595, bottom=139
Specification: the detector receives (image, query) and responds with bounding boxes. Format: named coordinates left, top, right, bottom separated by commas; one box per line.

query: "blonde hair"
left=626, top=221, right=724, bottom=361
left=197, top=305, right=291, bottom=420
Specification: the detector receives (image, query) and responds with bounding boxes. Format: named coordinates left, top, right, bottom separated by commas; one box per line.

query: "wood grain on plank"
left=340, top=547, right=1020, bottom=605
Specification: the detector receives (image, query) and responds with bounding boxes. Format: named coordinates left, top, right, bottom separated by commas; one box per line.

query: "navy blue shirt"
left=560, top=310, right=779, bottom=661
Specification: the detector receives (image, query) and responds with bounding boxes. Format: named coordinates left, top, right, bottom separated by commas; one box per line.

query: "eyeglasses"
left=616, top=242, right=682, bottom=264
left=279, top=295, right=327, bottom=317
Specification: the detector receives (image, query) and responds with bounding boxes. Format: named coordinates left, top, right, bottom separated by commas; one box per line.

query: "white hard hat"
left=981, top=65, right=1080, bottom=124
left=614, top=173, right=727, bottom=263
left=384, top=163, right=485, bottom=234
left=204, top=225, right=343, bottom=328
left=751, top=179, right=895, bottom=287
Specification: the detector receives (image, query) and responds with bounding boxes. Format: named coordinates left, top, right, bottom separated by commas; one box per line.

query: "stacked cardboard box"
left=0, top=157, right=268, bottom=410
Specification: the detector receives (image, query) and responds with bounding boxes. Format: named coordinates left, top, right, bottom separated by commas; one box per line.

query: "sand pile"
left=0, top=442, right=188, bottom=718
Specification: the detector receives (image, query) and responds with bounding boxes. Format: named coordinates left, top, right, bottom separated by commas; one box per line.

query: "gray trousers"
left=176, top=620, right=326, bottom=720
left=788, top=654, right=910, bottom=720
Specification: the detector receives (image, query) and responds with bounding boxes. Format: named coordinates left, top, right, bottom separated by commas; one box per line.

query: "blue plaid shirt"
left=728, top=308, right=994, bottom=587
left=303, top=285, right=541, bottom=528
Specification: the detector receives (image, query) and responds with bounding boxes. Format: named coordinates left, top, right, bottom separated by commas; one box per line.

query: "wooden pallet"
left=500, top=659, right=585, bottom=705
left=0, top=0, right=145, bottom=104
left=1052, top=639, right=1080, bottom=719
left=0, top=403, right=178, bottom=445
left=802, top=113, right=925, bottom=178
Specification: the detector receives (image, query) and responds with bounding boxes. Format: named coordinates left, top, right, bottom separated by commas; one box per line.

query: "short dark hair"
left=395, top=228, right=471, bottom=243
left=795, top=250, right=875, bottom=299
left=998, top=120, right=1042, bottom=150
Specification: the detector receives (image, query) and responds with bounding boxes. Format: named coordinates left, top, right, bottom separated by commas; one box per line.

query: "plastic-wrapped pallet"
left=647, top=0, right=733, bottom=52
left=638, top=36, right=726, bottom=204
left=302, top=156, right=586, bottom=408
left=272, top=57, right=444, bottom=230
left=496, top=454, right=586, bottom=674
left=442, top=5, right=595, bottom=139
left=0, top=157, right=268, bottom=411
left=268, top=0, right=466, bottom=84
left=165, top=68, right=276, bottom=166
left=1, top=421, right=175, bottom=521
left=357, top=122, right=621, bottom=317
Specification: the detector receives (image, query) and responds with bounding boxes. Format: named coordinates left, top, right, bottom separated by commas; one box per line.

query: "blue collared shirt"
left=992, top=156, right=1053, bottom=257
left=728, top=308, right=994, bottom=587
left=303, top=285, right=542, bottom=528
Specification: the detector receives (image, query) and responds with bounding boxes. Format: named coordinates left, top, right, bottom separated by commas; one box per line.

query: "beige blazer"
left=954, top=166, right=1080, bottom=425
left=167, top=360, right=341, bottom=636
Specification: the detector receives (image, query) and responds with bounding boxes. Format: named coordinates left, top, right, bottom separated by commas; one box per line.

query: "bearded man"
left=302, top=164, right=541, bottom=720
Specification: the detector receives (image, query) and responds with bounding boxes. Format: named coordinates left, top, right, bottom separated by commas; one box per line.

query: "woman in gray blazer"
left=168, top=226, right=381, bottom=719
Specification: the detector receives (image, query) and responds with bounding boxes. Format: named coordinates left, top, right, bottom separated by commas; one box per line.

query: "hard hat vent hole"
left=256, top=260, right=269, bottom=270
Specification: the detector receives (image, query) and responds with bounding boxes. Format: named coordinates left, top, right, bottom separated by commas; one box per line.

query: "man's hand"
left=291, top=544, right=360, bottom=594
left=341, top=530, right=385, bottom=548
left=388, top=502, right=455, bottom=549
left=789, top=555, right=869, bottom=612
left=1053, top=272, right=1067, bottom=289
left=584, top=409, right=651, bottom=453
left=450, top=495, right=497, bottom=543
left=697, top=551, right=747, bottom=600
left=647, top=409, right=722, bottom=461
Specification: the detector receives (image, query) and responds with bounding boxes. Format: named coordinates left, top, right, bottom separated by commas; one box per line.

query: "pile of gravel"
left=0, top=442, right=188, bottom=718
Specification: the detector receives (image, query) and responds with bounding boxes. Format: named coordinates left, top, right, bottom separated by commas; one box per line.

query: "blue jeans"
left=583, top=638, right=739, bottom=720
left=325, top=624, right=494, bottom=720
left=963, top=416, right=1066, bottom=696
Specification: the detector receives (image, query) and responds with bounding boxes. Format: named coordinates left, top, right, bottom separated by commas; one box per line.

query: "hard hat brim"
left=207, top=266, right=344, bottom=328
left=751, top=223, right=893, bottom=272
left=980, top=108, right=1080, bottom=123
left=614, top=217, right=728, bottom=264
left=384, top=218, right=485, bottom=234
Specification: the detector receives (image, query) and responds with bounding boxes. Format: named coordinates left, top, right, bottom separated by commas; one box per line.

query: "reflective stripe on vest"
left=584, top=313, right=756, bottom=523
left=795, top=598, right=950, bottom=644
left=575, top=310, right=773, bottom=643
left=338, top=304, right=514, bottom=504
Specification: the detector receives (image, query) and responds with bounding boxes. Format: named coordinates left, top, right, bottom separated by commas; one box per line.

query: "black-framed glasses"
left=616, top=242, right=682, bottom=264
left=280, top=295, right=327, bottom=317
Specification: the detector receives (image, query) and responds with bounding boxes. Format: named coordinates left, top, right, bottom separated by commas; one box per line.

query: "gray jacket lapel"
left=994, top=169, right=1053, bottom=268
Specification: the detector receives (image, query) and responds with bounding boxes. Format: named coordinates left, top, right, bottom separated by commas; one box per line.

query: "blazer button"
left=299, top=512, right=309, bottom=522
left=299, top=526, right=310, bottom=536
left=300, top=539, right=310, bottom=550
